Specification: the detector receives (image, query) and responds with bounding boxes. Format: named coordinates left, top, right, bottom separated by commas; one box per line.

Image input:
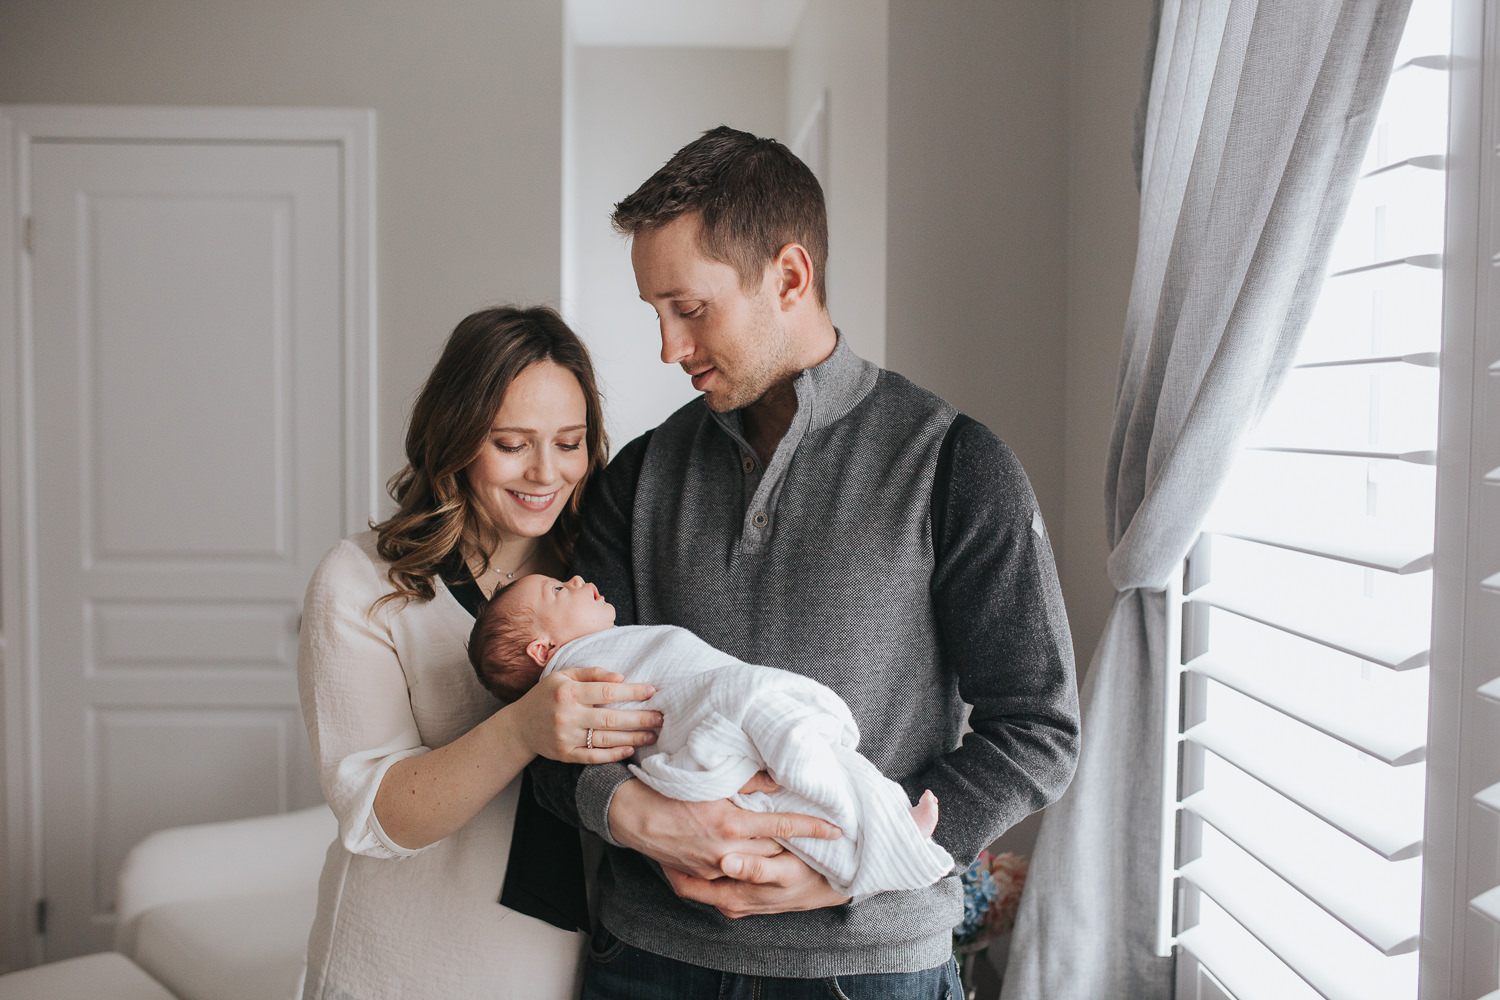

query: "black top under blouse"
left=439, top=550, right=590, bottom=934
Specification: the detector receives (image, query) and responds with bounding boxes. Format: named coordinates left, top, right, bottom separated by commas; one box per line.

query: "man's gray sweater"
left=531, top=335, right=1079, bottom=977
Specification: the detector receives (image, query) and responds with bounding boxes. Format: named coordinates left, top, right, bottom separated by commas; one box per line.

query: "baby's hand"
left=514, top=666, right=662, bottom=764
left=910, top=790, right=939, bottom=838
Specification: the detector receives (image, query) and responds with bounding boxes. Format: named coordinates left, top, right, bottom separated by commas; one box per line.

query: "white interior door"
left=21, top=125, right=364, bottom=959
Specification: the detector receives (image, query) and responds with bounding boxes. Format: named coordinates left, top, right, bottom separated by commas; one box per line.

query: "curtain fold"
left=1000, top=1, right=1412, bottom=996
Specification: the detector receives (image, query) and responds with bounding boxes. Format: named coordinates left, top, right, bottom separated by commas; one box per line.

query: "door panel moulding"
left=0, top=105, right=376, bottom=969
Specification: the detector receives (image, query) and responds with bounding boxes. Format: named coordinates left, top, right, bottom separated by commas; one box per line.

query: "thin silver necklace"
left=484, top=547, right=534, bottom=581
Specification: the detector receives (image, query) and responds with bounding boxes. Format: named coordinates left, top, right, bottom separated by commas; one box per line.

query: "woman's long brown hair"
left=372, top=306, right=608, bottom=608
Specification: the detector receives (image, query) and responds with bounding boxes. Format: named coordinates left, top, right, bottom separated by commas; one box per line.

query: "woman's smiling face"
left=464, top=361, right=590, bottom=543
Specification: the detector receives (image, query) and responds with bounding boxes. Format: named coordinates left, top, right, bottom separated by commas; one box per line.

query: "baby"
left=468, top=574, right=954, bottom=897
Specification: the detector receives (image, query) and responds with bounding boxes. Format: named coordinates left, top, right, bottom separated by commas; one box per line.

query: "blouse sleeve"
left=297, top=538, right=434, bottom=860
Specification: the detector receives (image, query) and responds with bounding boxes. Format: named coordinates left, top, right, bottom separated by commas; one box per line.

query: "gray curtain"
left=1000, top=1, right=1412, bottom=997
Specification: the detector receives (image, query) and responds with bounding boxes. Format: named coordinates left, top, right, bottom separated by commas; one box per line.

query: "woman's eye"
left=495, top=441, right=525, bottom=454
left=557, top=441, right=583, bottom=452
left=553, top=585, right=564, bottom=593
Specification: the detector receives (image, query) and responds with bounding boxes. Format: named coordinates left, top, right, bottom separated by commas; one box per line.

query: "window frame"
left=1416, top=0, right=1500, bottom=995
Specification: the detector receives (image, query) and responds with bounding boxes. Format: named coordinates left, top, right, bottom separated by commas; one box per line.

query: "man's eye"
left=679, top=304, right=704, bottom=319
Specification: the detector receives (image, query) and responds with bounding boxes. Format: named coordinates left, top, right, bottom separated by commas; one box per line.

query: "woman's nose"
left=526, top=447, right=556, bottom=483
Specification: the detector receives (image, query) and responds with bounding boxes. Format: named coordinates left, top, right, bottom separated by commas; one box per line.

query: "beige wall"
left=1064, top=0, right=1155, bottom=671
left=786, top=0, right=889, bottom=367
left=885, top=0, right=1070, bottom=600
left=567, top=46, right=787, bottom=449
left=881, top=0, right=1149, bottom=864
left=0, top=0, right=567, bottom=492
left=884, top=0, right=1149, bottom=671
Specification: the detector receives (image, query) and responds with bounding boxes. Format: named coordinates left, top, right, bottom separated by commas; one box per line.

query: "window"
left=1163, top=2, right=1453, bottom=997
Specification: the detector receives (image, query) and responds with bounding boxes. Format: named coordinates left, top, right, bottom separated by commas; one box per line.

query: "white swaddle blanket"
left=544, top=625, right=954, bottom=896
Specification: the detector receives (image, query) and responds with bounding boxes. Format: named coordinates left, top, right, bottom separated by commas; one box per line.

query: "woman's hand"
left=374, top=667, right=659, bottom=850
left=510, top=666, right=661, bottom=764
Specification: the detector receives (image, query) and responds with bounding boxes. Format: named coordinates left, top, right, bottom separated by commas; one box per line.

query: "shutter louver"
left=1184, top=722, right=1424, bottom=861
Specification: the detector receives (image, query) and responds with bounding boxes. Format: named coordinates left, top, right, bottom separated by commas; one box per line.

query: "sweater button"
left=752, top=511, right=768, bottom=528
left=743, top=456, right=754, bottom=473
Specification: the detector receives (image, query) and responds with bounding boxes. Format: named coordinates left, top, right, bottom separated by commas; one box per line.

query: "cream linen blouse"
left=298, top=531, right=583, bottom=1000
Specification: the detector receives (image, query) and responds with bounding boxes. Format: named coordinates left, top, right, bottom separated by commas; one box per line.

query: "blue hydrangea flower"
left=954, top=858, right=999, bottom=942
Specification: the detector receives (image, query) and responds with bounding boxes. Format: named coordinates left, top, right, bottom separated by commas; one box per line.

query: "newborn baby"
left=468, top=574, right=955, bottom=897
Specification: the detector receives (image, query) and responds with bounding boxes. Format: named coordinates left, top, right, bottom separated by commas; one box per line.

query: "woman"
left=297, top=306, right=659, bottom=1000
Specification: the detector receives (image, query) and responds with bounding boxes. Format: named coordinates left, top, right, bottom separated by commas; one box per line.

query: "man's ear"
left=771, top=242, right=814, bottom=311
left=526, top=638, right=556, bottom=669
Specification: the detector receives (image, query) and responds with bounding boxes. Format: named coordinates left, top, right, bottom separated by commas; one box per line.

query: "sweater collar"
left=710, top=329, right=878, bottom=438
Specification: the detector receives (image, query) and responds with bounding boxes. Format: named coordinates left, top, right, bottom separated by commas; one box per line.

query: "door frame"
left=0, top=105, right=376, bottom=970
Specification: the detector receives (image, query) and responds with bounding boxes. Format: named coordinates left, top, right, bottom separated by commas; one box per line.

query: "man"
left=531, top=125, right=1079, bottom=997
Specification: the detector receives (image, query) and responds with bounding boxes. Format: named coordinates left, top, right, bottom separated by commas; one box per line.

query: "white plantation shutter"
left=1421, top=0, right=1500, bottom=992
left=1164, top=2, right=1450, bottom=997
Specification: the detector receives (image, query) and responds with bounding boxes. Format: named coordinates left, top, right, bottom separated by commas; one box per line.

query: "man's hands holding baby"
left=607, top=774, right=853, bottom=919
left=512, top=666, right=661, bottom=765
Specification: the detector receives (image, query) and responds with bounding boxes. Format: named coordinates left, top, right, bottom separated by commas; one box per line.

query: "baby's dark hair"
left=467, top=580, right=544, bottom=702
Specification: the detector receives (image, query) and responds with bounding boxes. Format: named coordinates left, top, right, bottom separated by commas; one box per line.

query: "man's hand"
left=667, top=786, right=938, bottom=919
left=606, top=776, right=841, bottom=882
left=663, top=848, right=852, bottom=919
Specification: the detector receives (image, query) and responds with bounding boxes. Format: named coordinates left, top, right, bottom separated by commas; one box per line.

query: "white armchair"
left=114, top=805, right=337, bottom=1000
left=0, top=806, right=334, bottom=1000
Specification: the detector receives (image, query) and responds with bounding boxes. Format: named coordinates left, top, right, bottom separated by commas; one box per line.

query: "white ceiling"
left=566, top=0, right=810, bottom=48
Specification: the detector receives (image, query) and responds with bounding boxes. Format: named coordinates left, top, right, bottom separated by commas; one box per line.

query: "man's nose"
left=659, top=319, right=693, bottom=366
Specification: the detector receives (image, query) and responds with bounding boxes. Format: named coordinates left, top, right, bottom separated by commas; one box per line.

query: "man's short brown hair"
left=611, top=125, right=828, bottom=305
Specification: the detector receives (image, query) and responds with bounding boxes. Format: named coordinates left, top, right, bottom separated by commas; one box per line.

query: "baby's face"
left=512, top=574, right=616, bottom=648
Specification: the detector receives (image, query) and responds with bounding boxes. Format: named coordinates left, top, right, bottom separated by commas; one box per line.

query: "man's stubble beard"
left=700, top=295, right=801, bottom=414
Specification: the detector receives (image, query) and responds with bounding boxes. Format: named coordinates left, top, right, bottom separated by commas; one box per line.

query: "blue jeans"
left=581, top=924, right=963, bottom=1000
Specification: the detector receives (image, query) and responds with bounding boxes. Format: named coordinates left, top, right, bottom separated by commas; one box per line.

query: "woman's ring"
left=586, top=728, right=595, bottom=750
